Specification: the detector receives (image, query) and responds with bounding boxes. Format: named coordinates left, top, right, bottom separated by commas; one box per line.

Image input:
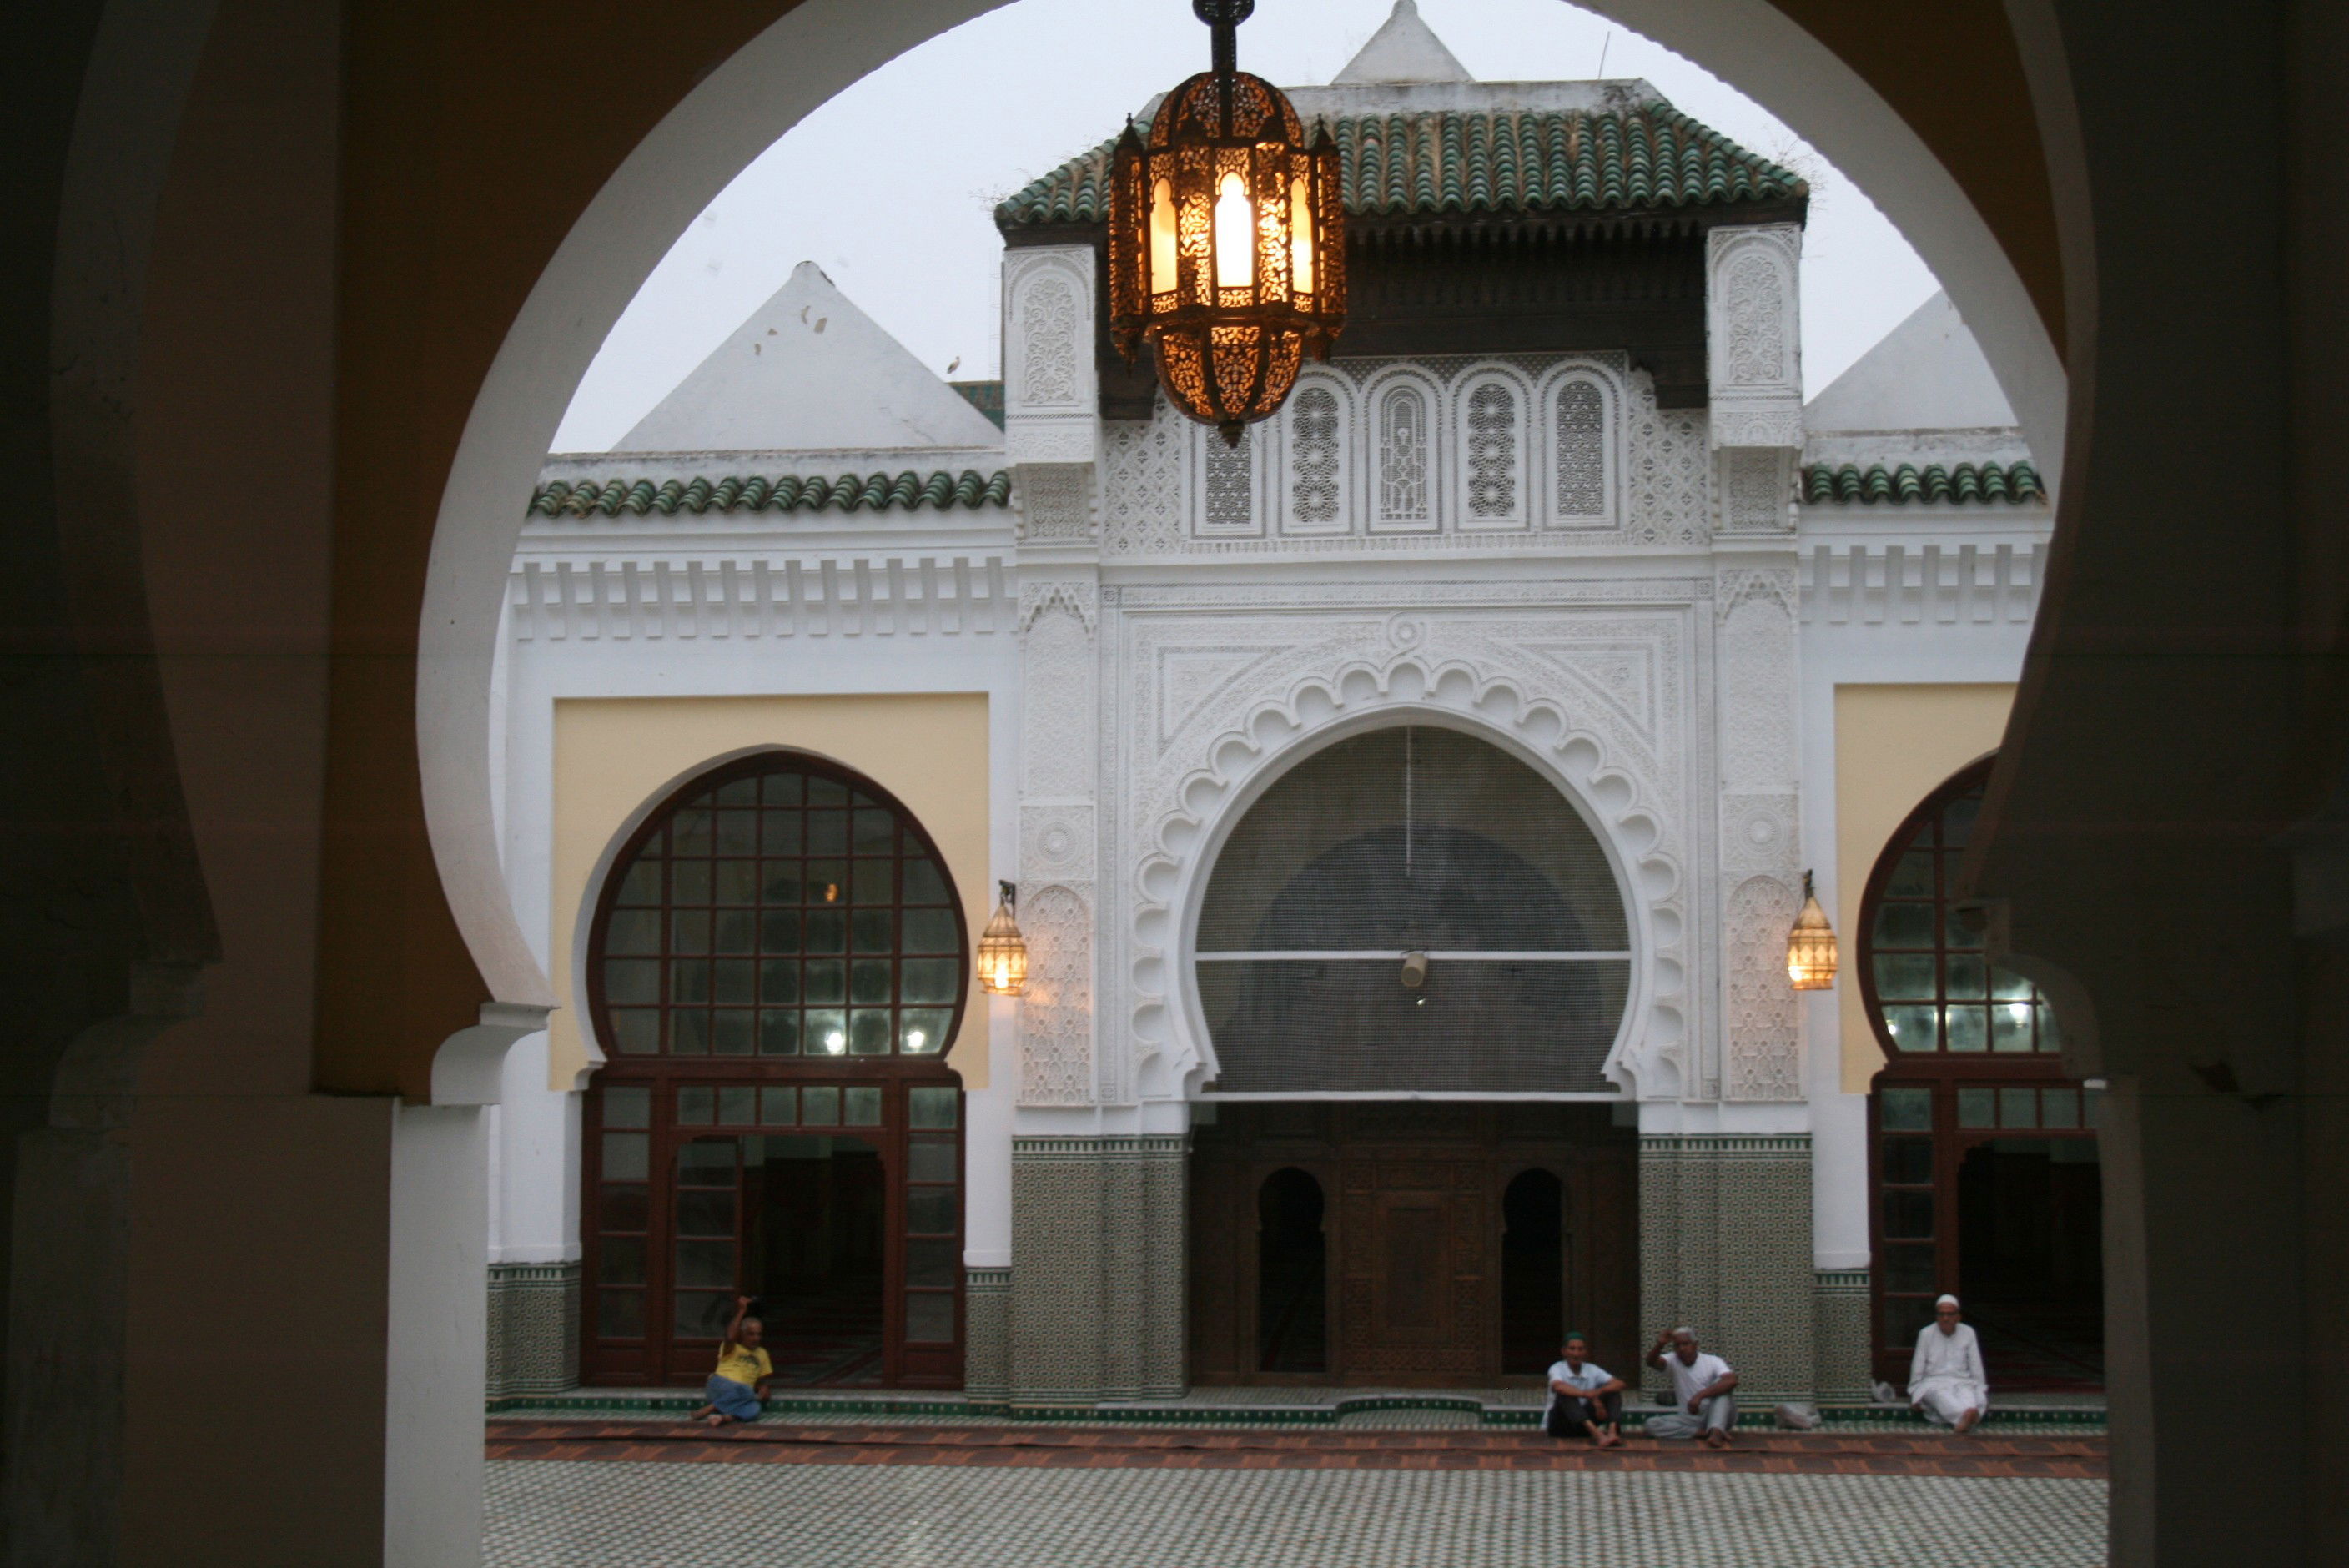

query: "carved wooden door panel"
left=1339, top=1156, right=1490, bottom=1380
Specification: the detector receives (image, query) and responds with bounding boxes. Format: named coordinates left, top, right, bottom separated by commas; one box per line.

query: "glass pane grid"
left=595, top=761, right=966, bottom=1061
left=1864, top=777, right=2059, bottom=1053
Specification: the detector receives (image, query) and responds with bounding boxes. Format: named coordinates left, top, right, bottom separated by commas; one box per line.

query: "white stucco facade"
left=482, top=38, right=2052, bottom=1402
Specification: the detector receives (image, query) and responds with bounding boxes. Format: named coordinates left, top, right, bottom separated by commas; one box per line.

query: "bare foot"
left=1703, top=1429, right=1730, bottom=1449
left=1598, top=1432, right=1624, bottom=1450
left=1954, top=1410, right=1981, bottom=1435
left=704, top=1412, right=726, bottom=1428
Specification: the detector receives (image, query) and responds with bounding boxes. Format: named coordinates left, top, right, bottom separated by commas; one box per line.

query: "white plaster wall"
left=493, top=577, right=1024, bottom=1272
left=385, top=1105, right=488, bottom=1568
left=1795, top=526, right=2040, bottom=1269
left=490, top=1031, right=576, bottom=1263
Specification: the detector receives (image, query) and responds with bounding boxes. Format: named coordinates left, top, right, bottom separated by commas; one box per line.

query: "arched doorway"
left=1861, top=756, right=2103, bottom=1392
left=1193, top=725, right=1632, bottom=1095
left=581, top=751, right=968, bottom=1387
left=1500, top=1168, right=1565, bottom=1375
left=1256, top=1168, right=1327, bottom=1374
left=1186, top=724, right=1637, bottom=1385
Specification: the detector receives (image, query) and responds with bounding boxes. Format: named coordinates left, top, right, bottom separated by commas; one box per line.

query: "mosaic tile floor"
left=485, top=1460, right=2106, bottom=1566
left=486, top=1420, right=2105, bottom=1477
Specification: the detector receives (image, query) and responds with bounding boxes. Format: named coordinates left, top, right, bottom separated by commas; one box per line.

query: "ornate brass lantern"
left=977, top=881, right=1029, bottom=997
left=1787, top=871, right=1839, bottom=991
left=1108, top=0, right=1346, bottom=445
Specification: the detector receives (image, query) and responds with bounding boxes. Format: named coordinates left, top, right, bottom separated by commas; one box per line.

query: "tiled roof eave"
left=1799, top=460, right=2046, bottom=507
left=1346, top=193, right=1806, bottom=230
left=528, top=470, right=1014, bottom=520
left=996, top=103, right=1806, bottom=232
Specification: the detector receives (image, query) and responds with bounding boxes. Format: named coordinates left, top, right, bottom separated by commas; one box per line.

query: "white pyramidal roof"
left=616, top=260, right=1002, bottom=453
left=1333, top=0, right=1472, bottom=84
left=1805, top=292, right=2018, bottom=434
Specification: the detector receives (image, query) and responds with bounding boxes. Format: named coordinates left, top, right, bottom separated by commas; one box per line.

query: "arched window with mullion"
left=1859, top=756, right=2059, bottom=1058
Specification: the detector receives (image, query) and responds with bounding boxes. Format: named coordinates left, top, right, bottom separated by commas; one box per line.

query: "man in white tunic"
left=1543, top=1333, right=1626, bottom=1447
left=1642, top=1327, right=1739, bottom=1447
left=1909, top=1294, right=1989, bottom=1433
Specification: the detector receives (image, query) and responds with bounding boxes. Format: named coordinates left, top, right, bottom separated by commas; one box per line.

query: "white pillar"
left=385, top=1105, right=488, bottom=1568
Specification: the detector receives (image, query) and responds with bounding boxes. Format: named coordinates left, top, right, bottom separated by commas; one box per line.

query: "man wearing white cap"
left=1909, top=1294, right=1989, bottom=1433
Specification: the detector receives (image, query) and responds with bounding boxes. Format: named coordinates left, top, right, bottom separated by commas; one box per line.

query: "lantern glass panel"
left=1150, top=179, right=1178, bottom=294
left=1215, top=173, right=1253, bottom=289
left=1289, top=175, right=1314, bottom=294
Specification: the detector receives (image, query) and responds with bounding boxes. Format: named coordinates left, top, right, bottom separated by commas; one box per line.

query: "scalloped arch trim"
left=1129, top=652, right=1688, bottom=1102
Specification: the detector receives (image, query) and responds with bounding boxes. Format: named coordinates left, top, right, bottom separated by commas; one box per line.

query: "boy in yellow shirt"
left=687, top=1295, right=772, bottom=1426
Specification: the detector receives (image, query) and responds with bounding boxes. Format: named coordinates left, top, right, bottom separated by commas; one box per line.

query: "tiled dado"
left=1009, top=1136, right=1185, bottom=1408
left=488, top=1261, right=581, bottom=1396
left=1813, top=1269, right=1874, bottom=1406
left=1638, top=1135, right=1815, bottom=1405
left=964, top=1267, right=1011, bottom=1403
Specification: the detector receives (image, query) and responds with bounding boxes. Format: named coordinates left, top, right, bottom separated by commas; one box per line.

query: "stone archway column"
left=993, top=243, right=1188, bottom=1409
left=1636, top=215, right=1820, bottom=1412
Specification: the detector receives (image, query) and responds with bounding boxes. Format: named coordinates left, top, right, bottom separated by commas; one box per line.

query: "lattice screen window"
left=1202, top=427, right=1255, bottom=534
left=1195, top=727, right=1630, bottom=1093
left=1289, top=385, right=1341, bottom=529
left=1464, top=381, right=1521, bottom=525
left=1554, top=379, right=1607, bottom=520
left=1376, top=384, right=1430, bottom=528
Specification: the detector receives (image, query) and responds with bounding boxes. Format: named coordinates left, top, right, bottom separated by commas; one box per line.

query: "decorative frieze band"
left=1639, top=1133, right=1813, bottom=1158
left=1798, top=541, right=2045, bottom=626
left=506, top=555, right=1014, bottom=641
left=1010, top=1135, right=1189, bottom=1159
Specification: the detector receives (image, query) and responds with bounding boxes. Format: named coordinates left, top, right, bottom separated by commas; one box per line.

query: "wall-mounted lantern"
left=978, top=881, right=1029, bottom=997
left=1787, top=870, right=1839, bottom=990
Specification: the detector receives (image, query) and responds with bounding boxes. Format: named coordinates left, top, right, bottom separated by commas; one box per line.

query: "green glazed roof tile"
left=1801, top=461, right=2045, bottom=506
left=997, top=103, right=1802, bottom=229
left=529, top=470, right=1013, bottom=519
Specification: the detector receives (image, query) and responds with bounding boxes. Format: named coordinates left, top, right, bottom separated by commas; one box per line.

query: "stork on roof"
left=1333, top=0, right=1473, bottom=84
left=614, top=260, right=1002, bottom=454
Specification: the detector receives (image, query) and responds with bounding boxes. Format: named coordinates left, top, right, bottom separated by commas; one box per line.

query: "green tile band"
left=998, top=103, right=1802, bottom=230
left=1802, top=460, right=2046, bottom=506
left=528, top=470, right=1013, bottom=520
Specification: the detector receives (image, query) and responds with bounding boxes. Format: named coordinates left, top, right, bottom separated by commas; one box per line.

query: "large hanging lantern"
left=977, top=882, right=1029, bottom=997
left=1108, top=0, right=1346, bottom=445
left=1787, top=871, right=1839, bottom=991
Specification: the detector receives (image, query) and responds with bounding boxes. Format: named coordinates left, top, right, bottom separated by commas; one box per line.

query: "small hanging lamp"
left=1787, top=871, right=1839, bottom=991
left=977, top=881, right=1029, bottom=997
left=1107, top=0, right=1346, bottom=445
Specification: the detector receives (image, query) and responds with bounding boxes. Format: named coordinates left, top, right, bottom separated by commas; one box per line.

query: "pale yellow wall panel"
left=548, top=694, right=992, bottom=1090
left=1834, top=684, right=2013, bottom=1094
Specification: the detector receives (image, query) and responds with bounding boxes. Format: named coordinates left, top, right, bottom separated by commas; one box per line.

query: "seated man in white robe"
left=1642, top=1327, right=1738, bottom=1447
left=1909, top=1294, right=1990, bottom=1433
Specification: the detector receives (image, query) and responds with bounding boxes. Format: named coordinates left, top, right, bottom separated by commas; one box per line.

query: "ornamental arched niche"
left=1356, top=364, right=1445, bottom=535
left=1536, top=359, right=1627, bottom=529
left=1185, top=719, right=1634, bottom=1097
left=1449, top=364, right=1536, bottom=533
left=1278, top=369, right=1352, bottom=537
left=1121, top=644, right=1690, bottom=1105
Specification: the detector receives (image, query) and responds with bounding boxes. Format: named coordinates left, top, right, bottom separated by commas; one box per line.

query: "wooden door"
left=1340, top=1158, right=1489, bottom=1380
left=1189, top=1103, right=1636, bottom=1386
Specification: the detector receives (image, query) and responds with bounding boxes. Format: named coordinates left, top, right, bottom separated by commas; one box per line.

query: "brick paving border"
left=485, top=1420, right=2105, bottom=1479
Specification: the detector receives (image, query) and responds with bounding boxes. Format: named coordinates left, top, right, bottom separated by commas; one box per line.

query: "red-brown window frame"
left=580, top=751, right=972, bottom=1389
left=1857, top=753, right=2095, bottom=1385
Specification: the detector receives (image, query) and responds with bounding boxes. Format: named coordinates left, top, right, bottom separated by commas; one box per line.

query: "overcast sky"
left=552, top=0, right=1942, bottom=452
